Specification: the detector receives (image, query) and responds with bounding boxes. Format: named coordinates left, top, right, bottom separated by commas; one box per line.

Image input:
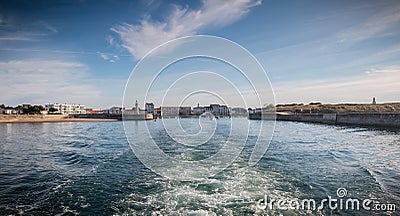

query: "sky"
left=1, top=0, right=400, bottom=109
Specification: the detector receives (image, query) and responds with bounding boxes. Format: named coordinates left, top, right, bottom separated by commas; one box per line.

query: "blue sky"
left=1, top=0, right=399, bottom=108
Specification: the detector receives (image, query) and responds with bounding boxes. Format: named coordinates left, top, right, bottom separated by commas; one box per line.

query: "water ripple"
left=0, top=120, right=399, bottom=215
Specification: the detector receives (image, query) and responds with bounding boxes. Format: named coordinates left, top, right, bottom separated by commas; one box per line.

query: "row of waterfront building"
left=0, top=103, right=87, bottom=115
left=105, top=101, right=247, bottom=118
left=0, top=101, right=248, bottom=118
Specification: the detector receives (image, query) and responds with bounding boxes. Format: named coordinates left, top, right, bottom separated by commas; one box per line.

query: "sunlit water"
left=0, top=119, right=399, bottom=215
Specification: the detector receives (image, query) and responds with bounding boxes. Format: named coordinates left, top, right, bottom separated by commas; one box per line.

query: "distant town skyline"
left=1, top=0, right=400, bottom=109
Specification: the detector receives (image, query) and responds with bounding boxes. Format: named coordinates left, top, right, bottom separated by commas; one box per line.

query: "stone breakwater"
left=249, top=112, right=400, bottom=128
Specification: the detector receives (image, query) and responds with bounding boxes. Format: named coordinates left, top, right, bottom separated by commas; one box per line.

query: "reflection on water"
left=0, top=120, right=399, bottom=215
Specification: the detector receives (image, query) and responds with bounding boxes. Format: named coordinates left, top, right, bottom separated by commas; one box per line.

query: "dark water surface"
left=0, top=119, right=399, bottom=215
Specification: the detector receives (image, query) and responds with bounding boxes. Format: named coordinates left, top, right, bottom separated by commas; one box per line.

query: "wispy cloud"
left=255, top=2, right=400, bottom=85
left=107, top=35, right=115, bottom=46
left=0, top=13, right=4, bottom=25
left=0, top=14, right=58, bottom=41
left=336, top=4, right=400, bottom=43
left=364, top=66, right=399, bottom=74
left=273, top=66, right=400, bottom=103
left=111, top=0, right=261, bottom=59
left=0, top=35, right=37, bottom=41
left=0, top=30, right=43, bottom=42
left=36, top=21, right=58, bottom=33
left=0, top=47, right=130, bottom=60
left=0, top=60, right=100, bottom=106
left=97, top=52, right=119, bottom=63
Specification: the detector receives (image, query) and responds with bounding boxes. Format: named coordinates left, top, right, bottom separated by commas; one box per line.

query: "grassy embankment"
left=276, top=102, right=400, bottom=114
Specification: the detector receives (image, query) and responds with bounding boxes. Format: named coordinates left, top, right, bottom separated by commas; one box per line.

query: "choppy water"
left=0, top=119, right=399, bottom=215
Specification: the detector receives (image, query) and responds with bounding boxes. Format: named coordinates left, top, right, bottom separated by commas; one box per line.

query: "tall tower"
left=135, top=100, right=139, bottom=114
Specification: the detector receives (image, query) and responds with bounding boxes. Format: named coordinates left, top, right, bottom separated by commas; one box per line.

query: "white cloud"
left=107, top=35, right=115, bottom=46
left=273, top=66, right=400, bottom=104
left=364, top=67, right=399, bottom=74
left=0, top=35, right=37, bottom=41
left=0, top=60, right=101, bottom=106
left=97, top=52, right=119, bottom=63
left=111, top=0, right=261, bottom=59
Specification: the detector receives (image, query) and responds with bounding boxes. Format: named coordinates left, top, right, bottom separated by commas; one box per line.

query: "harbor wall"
left=74, top=114, right=122, bottom=120
left=335, top=113, right=400, bottom=127
left=74, top=114, right=122, bottom=121
left=74, top=113, right=150, bottom=120
left=251, top=113, right=400, bottom=128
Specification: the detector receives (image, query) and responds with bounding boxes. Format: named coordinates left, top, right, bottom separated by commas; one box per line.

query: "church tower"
left=135, top=100, right=139, bottom=114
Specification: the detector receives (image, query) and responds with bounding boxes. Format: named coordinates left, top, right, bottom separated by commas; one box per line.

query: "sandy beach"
left=0, top=114, right=118, bottom=123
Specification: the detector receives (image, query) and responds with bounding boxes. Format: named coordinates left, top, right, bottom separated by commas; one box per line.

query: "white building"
left=193, top=106, right=205, bottom=115
left=106, top=106, right=124, bottom=114
left=0, top=109, right=22, bottom=115
left=45, top=103, right=86, bottom=115
left=209, top=104, right=218, bottom=115
left=160, top=106, right=180, bottom=117
left=230, top=107, right=247, bottom=116
left=207, top=104, right=230, bottom=116
left=123, top=100, right=146, bottom=115
left=219, top=105, right=230, bottom=116
left=145, top=102, right=155, bottom=114
left=158, top=106, right=192, bottom=117
left=192, top=104, right=230, bottom=116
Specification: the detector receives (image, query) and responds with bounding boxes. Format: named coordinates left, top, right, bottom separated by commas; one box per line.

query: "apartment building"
left=45, top=103, right=86, bottom=115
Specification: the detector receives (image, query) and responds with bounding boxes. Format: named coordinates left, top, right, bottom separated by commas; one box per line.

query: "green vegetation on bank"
left=0, top=104, right=45, bottom=114
left=275, top=102, right=400, bottom=114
